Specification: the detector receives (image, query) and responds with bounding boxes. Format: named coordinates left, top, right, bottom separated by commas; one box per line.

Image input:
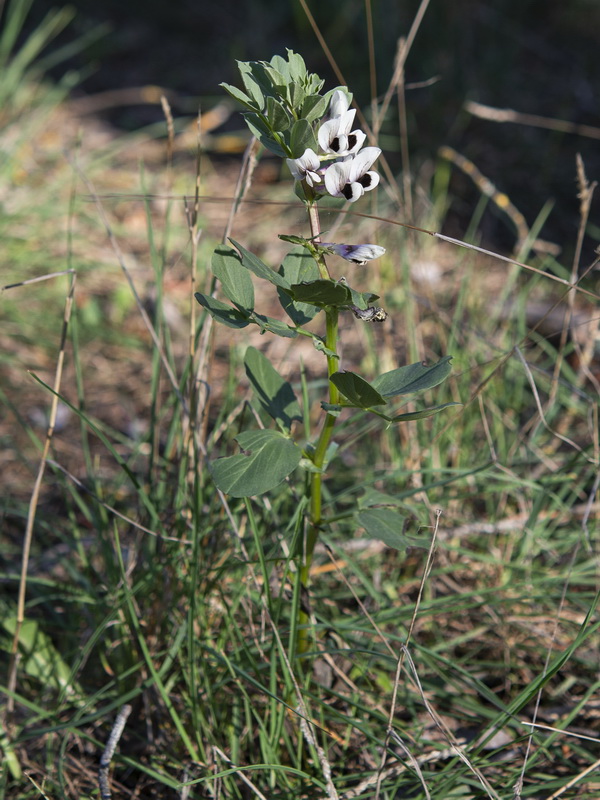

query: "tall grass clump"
left=2, top=16, right=600, bottom=800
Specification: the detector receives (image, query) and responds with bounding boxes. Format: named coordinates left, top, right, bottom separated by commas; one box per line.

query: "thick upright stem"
left=297, top=201, right=340, bottom=656
left=303, top=306, right=339, bottom=572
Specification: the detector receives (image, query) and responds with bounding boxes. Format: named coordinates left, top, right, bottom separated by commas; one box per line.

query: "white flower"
left=329, top=89, right=351, bottom=118
left=321, top=243, right=386, bottom=266
left=317, top=90, right=365, bottom=156
left=286, top=148, right=322, bottom=186
left=323, top=147, right=381, bottom=202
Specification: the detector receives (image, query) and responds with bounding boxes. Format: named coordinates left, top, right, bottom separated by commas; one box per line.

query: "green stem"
left=297, top=201, right=340, bottom=656
left=304, top=306, right=339, bottom=569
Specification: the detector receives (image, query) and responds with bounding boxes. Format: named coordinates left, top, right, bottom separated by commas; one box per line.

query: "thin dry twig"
left=465, top=100, right=600, bottom=141
left=2, top=269, right=75, bottom=291
left=543, top=756, right=600, bottom=800
left=98, top=704, right=132, bottom=800
left=323, top=512, right=493, bottom=798
left=6, top=272, right=76, bottom=719
left=395, top=37, right=413, bottom=220
left=403, top=648, right=502, bottom=800
left=548, top=156, right=597, bottom=407
left=376, top=0, right=431, bottom=130
left=81, top=194, right=600, bottom=302
left=364, top=0, right=377, bottom=125
left=521, top=721, right=600, bottom=745
left=386, top=729, right=431, bottom=800
left=515, top=346, right=595, bottom=462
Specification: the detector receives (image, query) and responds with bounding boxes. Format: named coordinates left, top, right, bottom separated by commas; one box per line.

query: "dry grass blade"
left=548, top=156, right=597, bottom=406
left=402, top=648, right=502, bottom=800
left=430, top=232, right=600, bottom=302
left=376, top=0, right=431, bottom=129
left=160, top=93, right=175, bottom=174
left=543, top=757, right=600, bottom=800
left=385, top=729, right=431, bottom=800
left=521, top=721, right=600, bottom=745
left=2, top=269, right=75, bottom=291
left=5, top=272, right=76, bottom=718
left=465, top=100, right=600, bottom=141
left=375, top=511, right=442, bottom=800
left=515, top=346, right=595, bottom=461
left=395, top=37, right=413, bottom=220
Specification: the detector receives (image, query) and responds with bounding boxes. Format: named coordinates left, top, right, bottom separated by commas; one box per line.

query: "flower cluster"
left=222, top=53, right=387, bottom=319
left=286, top=91, right=381, bottom=203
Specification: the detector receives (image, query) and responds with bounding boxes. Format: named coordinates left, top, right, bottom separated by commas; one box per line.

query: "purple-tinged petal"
left=321, top=243, right=386, bottom=265
left=286, top=148, right=322, bottom=183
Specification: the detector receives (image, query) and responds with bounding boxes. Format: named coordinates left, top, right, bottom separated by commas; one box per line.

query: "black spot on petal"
left=358, top=173, right=374, bottom=188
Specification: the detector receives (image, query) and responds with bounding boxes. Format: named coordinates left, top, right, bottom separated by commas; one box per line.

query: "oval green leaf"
left=211, top=245, right=254, bottom=312
left=330, top=371, right=387, bottom=408
left=287, top=279, right=351, bottom=307
left=229, top=238, right=290, bottom=288
left=278, top=249, right=320, bottom=324
left=195, top=293, right=250, bottom=329
left=251, top=313, right=297, bottom=338
left=372, top=356, right=453, bottom=397
left=356, top=508, right=428, bottom=551
left=290, top=118, right=318, bottom=158
left=219, top=82, right=256, bottom=111
left=391, top=402, right=460, bottom=422
left=210, top=430, right=302, bottom=497
left=244, top=346, right=302, bottom=431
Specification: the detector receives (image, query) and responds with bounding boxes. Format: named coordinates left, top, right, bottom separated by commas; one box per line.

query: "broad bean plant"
left=195, top=51, right=455, bottom=652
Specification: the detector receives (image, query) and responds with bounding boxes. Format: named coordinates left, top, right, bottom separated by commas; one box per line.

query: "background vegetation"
left=1, top=0, right=599, bottom=798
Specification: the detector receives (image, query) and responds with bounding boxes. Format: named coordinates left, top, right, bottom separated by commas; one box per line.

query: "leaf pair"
left=196, top=240, right=378, bottom=337
left=195, top=242, right=306, bottom=337
left=330, top=357, right=458, bottom=422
